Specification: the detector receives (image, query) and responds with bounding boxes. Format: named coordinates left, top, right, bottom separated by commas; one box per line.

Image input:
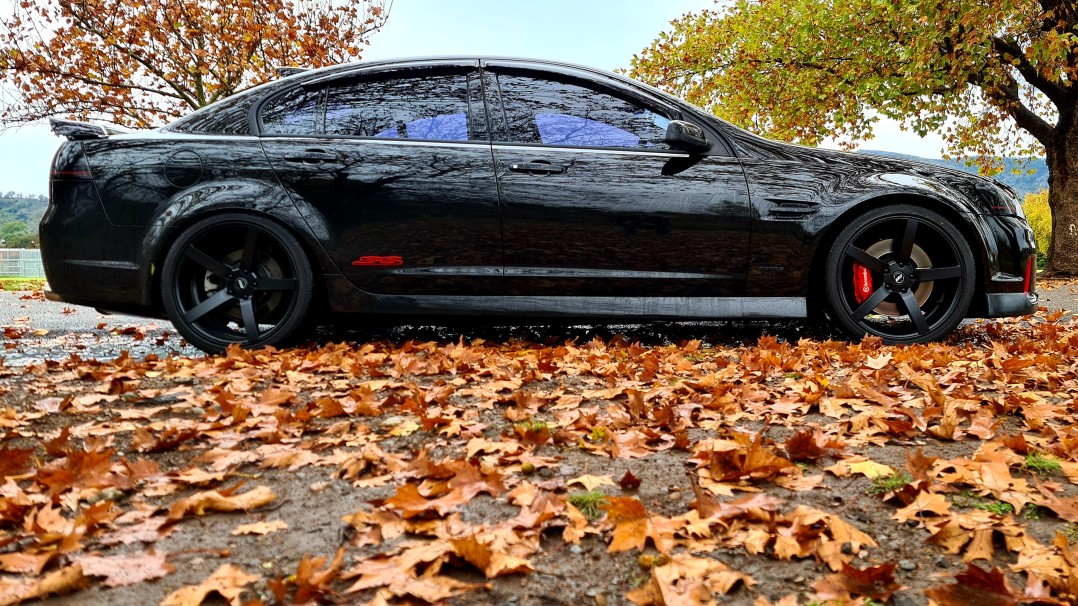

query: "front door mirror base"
left=664, top=120, right=711, bottom=154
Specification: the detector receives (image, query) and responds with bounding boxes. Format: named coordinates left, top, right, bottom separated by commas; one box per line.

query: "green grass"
left=1024, top=452, right=1062, bottom=475
left=974, top=501, right=1015, bottom=516
left=869, top=472, right=912, bottom=495
left=1062, top=522, right=1078, bottom=544
left=0, top=277, right=45, bottom=291
left=568, top=490, right=609, bottom=520
left=588, top=426, right=608, bottom=442
left=514, top=419, right=549, bottom=432
left=1021, top=503, right=1043, bottom=520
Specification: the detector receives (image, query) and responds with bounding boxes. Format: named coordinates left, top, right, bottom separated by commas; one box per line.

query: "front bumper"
left=971, top=213, right=1037, bottom=318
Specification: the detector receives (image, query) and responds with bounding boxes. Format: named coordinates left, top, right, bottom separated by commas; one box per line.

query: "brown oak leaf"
left=811, top=563, right=903, bottom=602
left=161, top=563, right=258, bottom=606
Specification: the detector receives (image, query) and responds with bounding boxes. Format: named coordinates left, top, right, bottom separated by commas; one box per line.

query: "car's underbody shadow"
left=308, top=317, right=850, bottom=350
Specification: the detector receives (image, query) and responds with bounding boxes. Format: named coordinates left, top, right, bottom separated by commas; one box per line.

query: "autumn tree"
left=0, top=0, right=390, bottom=128
left=631, top=1, right=1078, bottom=276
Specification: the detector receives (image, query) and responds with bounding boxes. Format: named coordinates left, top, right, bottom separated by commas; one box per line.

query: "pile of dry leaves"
left=2, top=310, right=1078, bottom=605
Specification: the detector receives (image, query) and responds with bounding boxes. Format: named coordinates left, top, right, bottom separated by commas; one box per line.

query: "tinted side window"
left=170, top=94, right=255, bottom=135
left=495, top=74, right=670, bottom=150
left=261, top=87, right=323, bottom=135
left=325, top=74, right=471, bottom=141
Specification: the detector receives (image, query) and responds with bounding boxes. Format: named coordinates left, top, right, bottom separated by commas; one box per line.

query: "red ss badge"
left=352, top=256, right=403, bottom=266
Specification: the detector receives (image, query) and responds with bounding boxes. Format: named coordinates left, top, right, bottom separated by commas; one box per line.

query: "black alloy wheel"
left=824, top=205, right=975, bottom=344
left=161, top=213, right=314, bottom=353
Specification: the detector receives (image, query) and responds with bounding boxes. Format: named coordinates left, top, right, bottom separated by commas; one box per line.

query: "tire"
left=824, top=204, right=976, bottom=344
left=160, top=213, right=314, bottom=353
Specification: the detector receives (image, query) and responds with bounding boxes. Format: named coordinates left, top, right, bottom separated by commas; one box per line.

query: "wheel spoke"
left=893, top=219, right=918, bottom=262
left=240, top=226, right=258, bottom=270
left=239, top=298, right=259, bottom=341
left=185, top=246, right=231, bottom=279
left=183, top=289, right=235, bottom=324
left=915, top=266, right=961, bottom=281
left=900, top=290, right=930, bottom=334
left=845, top=245, right=887, bottom=273
left=852, top=286, right=891, bottom=320
left=255, top=278, right=298, bottom=292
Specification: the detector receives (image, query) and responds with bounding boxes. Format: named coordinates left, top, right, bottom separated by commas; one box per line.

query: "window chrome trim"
left=257, top=135, right=491, bottom=149
left=492, top=143, right=690, bottom=158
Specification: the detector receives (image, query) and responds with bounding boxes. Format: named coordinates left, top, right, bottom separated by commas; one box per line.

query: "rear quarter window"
left=169, top=95, right=255, bottom=136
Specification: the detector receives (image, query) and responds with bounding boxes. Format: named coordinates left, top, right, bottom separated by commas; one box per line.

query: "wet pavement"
left=0, top=289, right=201, bottom=366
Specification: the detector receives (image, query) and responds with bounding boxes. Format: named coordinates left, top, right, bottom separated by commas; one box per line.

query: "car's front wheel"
left=824, top=204, right=976, bottom=344
left=160, top=213, right=314, bottom=353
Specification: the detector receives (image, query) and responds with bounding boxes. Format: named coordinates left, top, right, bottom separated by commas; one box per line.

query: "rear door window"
left=260, top=69, right=481, bottom=142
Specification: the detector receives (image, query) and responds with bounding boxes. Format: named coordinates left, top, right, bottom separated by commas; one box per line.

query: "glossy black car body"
left=41, top=57, right=1038, bottom=352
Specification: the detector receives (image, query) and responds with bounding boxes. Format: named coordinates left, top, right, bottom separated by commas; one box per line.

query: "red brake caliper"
left=852, top=263, right=874, bottom=304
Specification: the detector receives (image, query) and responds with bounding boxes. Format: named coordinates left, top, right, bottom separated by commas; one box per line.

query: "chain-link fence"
left=0, top=249, right=45, bottom=277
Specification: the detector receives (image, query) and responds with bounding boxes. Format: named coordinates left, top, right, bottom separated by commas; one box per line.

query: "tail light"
left=50, top=142, right=93, bottom=181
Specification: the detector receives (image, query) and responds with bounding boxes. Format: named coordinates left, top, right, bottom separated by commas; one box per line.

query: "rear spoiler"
left=49, top=117, right=130, bottom=141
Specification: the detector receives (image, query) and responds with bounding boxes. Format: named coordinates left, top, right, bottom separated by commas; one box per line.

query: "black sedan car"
left=42, top=57, right=1037, bottom=353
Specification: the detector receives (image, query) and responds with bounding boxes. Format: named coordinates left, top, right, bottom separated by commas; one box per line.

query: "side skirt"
left=364, top=294, right=808, bottom=319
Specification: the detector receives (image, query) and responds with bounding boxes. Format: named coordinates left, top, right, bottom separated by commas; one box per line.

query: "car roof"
left=291, top=55, right=638, bottom=88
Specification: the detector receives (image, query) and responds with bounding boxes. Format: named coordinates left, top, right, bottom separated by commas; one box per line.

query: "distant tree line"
left=0, top=192, right=46, bottom=248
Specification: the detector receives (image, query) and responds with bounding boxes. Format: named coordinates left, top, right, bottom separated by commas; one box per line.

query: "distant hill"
left=0, top=192, right=47, bottom=227
left=860, top=150, right=1047, bottom=197
left=0, top=193, right=47, bottom=248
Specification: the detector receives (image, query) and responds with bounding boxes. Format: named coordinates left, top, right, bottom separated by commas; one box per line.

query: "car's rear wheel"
left=161, top=214, right=313, bottom=353
left=824, top=205, right=975, bottom=344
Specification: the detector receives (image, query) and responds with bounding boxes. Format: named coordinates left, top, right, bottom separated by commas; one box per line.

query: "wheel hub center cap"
left=226, top=271, right=258, bottom=297
left=885, top=262, right=915, bottom=292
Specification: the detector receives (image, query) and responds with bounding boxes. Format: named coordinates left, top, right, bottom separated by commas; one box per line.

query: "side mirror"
left=664, top=120, right=711, bottom=154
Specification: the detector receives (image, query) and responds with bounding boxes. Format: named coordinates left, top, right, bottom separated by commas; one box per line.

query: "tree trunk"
left=1044, top=115, right=1078, bottom=277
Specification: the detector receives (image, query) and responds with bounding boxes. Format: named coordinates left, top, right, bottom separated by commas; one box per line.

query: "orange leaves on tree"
left=0, top=0, right=392, bottom=127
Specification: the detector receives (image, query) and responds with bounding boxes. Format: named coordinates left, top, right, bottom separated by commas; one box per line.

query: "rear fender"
left=136, top=178, right=339, bottom=302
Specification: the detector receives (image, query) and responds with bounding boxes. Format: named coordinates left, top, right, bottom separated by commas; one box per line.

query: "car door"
left=260, top=63, right=502, bottom=296
left=485, top=63, right=751, bottom=298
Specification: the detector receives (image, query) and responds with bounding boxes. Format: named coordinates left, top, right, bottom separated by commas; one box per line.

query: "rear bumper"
left=40, top=179, right=155, bottom=310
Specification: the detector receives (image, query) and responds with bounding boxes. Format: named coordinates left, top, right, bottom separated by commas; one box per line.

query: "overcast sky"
left=0, top=0, right=947, bottom=195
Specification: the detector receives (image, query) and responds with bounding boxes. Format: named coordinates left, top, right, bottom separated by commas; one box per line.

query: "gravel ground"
left=0, top=289, right=201, bottom=365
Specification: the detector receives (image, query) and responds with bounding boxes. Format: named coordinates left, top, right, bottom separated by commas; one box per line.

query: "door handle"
left=283, top=150, right=337, bottom=164
left=509, top=161, right=566, bottom=175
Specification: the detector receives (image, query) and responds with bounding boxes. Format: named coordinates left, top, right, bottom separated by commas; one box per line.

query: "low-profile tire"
left=160, top=213, right=314, bottom=353
left=824, top=204, right=976, bottom=344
